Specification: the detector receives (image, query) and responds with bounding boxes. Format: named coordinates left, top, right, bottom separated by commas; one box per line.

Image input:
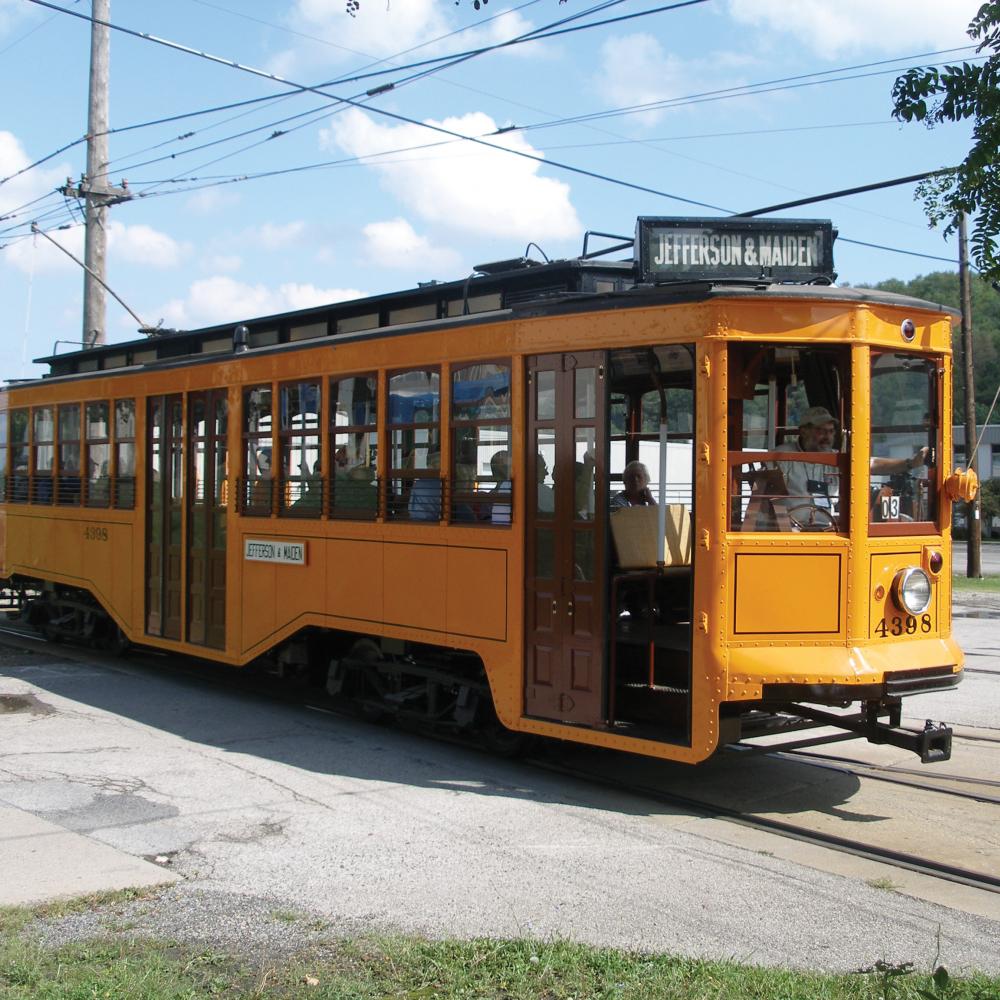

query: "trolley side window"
left=727, top=344, right=850, bottom=533
left=388, top=369, right=441, bottom=521
left=32, top=407, right=55, bottom=504
left=114, top=399, right=136, bottom=509
left=869, top=352, right=939, bottom=533
left=10, top=409, right=28, bottom=503
left=450, top=362, right=511, bottom=526
left=279, top=380, right=322, bottom=518
left=608, top=345, right=695, bottom=515
left=85, top=401, right=111, bottom=508
left=242, top=386, right=274, bottom=516
left=0, top=407, right=7, bottom=502
left=57, top=404, right=82, bottom=506
left=330, top=374, right=378, bottom=520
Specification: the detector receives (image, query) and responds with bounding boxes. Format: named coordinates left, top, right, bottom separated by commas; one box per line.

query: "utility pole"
left=60, top=0, right=129, bottom=348
left=958, top=212, right=982, bottom=578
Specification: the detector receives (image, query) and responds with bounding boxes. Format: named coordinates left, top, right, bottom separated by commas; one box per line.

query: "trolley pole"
left=958, top=212, right=982, bottom=578
left=61, top=0, right=129, bottom=348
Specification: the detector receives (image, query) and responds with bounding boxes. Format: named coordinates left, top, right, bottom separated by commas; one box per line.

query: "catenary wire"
left=10, top=2, right=965, bottom=266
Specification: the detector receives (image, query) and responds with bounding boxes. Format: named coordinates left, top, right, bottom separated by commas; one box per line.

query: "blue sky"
left=0, top=0, right=980, bottom=378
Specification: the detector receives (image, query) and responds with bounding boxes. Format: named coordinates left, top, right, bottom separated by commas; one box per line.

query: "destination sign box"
left=636, top=217, right=835, bottom=284
left=244, top=538, right=307, bottom=565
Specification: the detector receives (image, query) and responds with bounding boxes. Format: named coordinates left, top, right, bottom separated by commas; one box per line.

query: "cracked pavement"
left=1, top=629, right=998, bottom=974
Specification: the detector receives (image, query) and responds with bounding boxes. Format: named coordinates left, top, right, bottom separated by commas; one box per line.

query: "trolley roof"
left=21, top=217, right=958, bottom=384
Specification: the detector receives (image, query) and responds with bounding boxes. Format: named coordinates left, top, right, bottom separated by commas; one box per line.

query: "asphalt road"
left=952, top=539, right=1000, bottom=576
left=1, top=626, right=998, bottom=975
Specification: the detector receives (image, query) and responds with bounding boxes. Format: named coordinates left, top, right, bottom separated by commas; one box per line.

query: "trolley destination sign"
left=244, top=538, right=307, bottom=565
left=636, top=217, right=835, bottom=284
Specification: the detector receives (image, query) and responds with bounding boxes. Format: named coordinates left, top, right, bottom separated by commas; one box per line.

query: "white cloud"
left=727, top=0, right=981, bottom=56
left=108, top=222, right=185, bottom=269
left=184, top=188, right=241, bottom=214
left=280, top=282, right=362, bottom=311
left=596, top=35, right=696, bottom=126
left=0, top=130, right=77, bottom=273
left=274, top=0, right=537, bottom=74
left=203, top=254, right=243, bottom=273
left=322, top=109, right=580, bottom=241
left=0, top=0, right=32, bottom=37
left=362, top=218, right=460, bottom=272
left=156, top=275, right=363, bottom=328
left=250, top=221, right=308, bottom=250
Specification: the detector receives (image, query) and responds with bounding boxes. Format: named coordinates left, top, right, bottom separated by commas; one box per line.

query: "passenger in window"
left=250, top=446, right=273, bottom=509
left=487, top=449, right=511, bottom=524
left=536, top=453, right=555, bottom=514
left=574, top=449, right=596, bottom=520
left=295, top=459, right=322, bottom=510
left=611, top=460, right=656, bottom=510
left=408, top=449, right=442, bottom=521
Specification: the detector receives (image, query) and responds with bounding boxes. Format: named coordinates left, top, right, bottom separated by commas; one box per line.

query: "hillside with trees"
left=861, top=271, right=1000, bottom=425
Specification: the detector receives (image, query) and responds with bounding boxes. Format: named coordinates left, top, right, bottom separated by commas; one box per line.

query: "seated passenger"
left=408, top=450, right=442, bottom=521
left=611, top=460, right=656, bottom=510
left=536, top=453, right=554, bottom=515
left=487, top=449, right=512, bottom=525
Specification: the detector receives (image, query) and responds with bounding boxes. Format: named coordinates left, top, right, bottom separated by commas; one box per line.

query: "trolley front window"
left=869, top=352, right=939, bottom=533
left=727, top=344, right=850, bottom=533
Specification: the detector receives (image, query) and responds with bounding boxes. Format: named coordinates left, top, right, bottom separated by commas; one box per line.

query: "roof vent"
left=473, top=256, right=542, bottom=275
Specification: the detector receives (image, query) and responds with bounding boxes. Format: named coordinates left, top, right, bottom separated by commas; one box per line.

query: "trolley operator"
left=775, top=406, right=929, bottom=510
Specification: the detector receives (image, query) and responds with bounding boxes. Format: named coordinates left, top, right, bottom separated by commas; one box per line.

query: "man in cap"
left=775, top=405, right=841, bottom=508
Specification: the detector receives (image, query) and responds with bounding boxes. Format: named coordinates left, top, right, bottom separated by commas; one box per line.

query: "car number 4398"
left=874, top=614, right=932, bottom=637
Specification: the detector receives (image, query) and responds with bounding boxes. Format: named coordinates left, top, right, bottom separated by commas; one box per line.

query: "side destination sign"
left=636, top=216, right=835, bottom=284
left=244, top=538, right=307, bottom=565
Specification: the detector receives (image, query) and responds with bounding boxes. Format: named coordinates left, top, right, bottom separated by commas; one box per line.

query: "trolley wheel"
left=339, top=638, right=388, bottom=723
left=103, top=625, right=130, bottom=657
left=480, top=710, right=530, bottom=757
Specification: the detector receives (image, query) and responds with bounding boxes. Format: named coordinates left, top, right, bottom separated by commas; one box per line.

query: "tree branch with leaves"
left=892, top=2, right=1000, bottom=279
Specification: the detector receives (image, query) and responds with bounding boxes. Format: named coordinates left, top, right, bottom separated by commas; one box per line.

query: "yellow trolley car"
left=0, top=216, right=976, bottom=763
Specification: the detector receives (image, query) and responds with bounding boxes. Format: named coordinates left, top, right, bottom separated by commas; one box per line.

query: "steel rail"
left=2, top=623, right=997, bottom=895
left=527, top=758, right=1000, bottom=896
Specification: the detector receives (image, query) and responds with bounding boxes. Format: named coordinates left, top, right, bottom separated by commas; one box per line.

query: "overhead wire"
left=10, top=0, right=967, bottom=267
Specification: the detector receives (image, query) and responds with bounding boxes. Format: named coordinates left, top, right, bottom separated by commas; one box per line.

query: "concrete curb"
left=0, top=806, right=181, bottom=907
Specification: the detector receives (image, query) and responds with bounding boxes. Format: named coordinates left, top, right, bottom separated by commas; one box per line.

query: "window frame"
left=387, top=367, right=441, bottom=521
left=241, top=384, right=275, bottom=516
left=449, top=359, right=512, bottom=527
left=330, top=372, right=379, bottom=521
left=278, top=379, right=323, bottom=519
left=84, top=400, right=111, bottom=508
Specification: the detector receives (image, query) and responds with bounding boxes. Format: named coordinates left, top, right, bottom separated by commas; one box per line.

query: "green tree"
left=892, top=3, right=1000, bottom=279
left=981, top=476, right=1000, bottom=523
left=865, top=271, right=1000, bottom=425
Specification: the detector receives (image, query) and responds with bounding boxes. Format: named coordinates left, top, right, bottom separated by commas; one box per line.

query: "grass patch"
left=865, top=876, right=900, bottom=891
left=952, top=573, right=1000, bottom=593
left=3, top=903, right=1000, bottom=1000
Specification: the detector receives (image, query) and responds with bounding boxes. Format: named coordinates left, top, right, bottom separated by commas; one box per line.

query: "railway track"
left=2, top=621, right=998, bottom=899
left=527, top=756, right=1000, bottom=897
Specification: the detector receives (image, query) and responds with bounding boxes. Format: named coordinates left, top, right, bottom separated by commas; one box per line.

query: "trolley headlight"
left=891, top=567, right=932, bottom=616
